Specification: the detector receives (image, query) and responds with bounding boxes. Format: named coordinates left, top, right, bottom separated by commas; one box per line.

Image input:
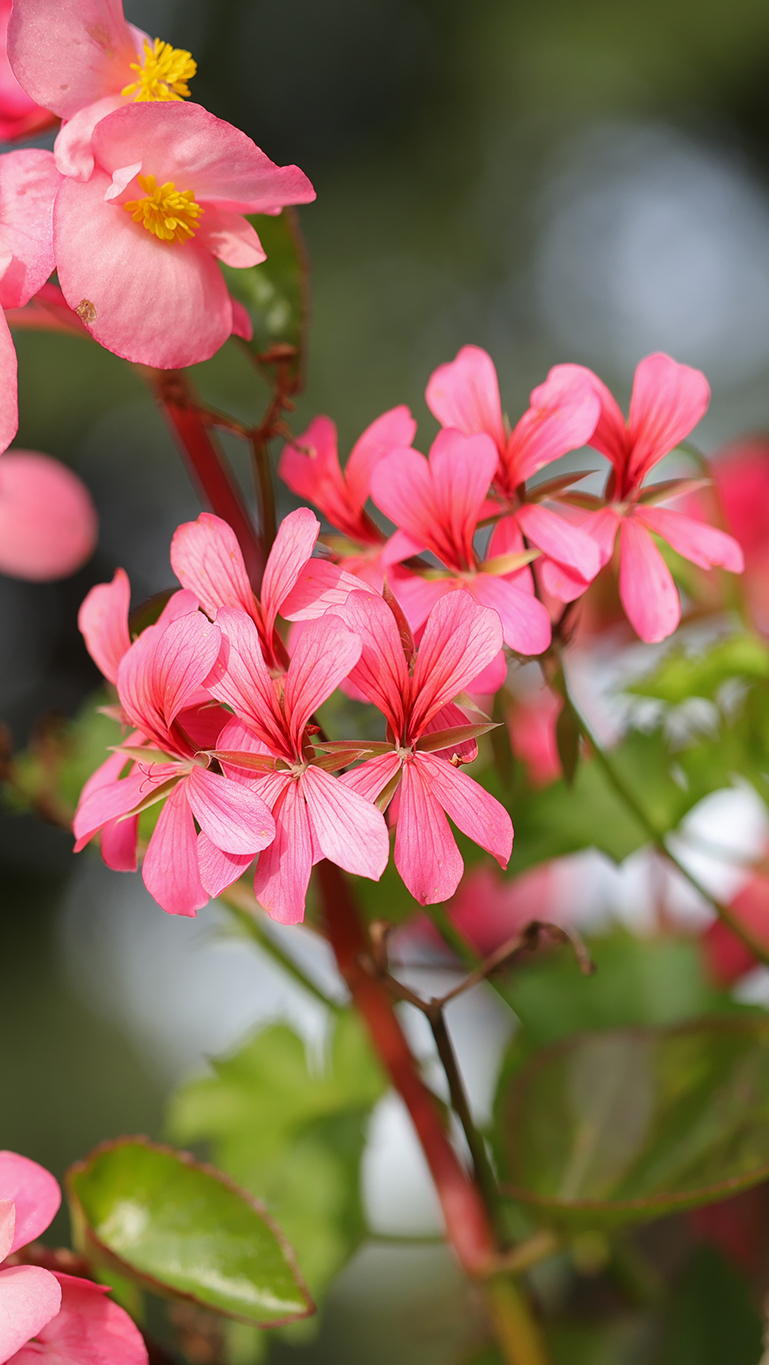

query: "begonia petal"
left=0, top=151, right=61, bottom=308
left=8, top=1270, right=148, bottom=1365
left=195, top=208, right=265, bottom=269
left=0, top=1153, right=60, bottom=1251
left=54, top=95, right=125, bottom=182
left=0, top=311, right=18, bottom=456
left=0, top=1265, right=61, bottom=1362
left=7, top=0, right=139, bottom=119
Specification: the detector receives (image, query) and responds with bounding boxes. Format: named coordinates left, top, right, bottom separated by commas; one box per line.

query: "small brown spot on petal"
left=76, top=300, right=97, bottom=324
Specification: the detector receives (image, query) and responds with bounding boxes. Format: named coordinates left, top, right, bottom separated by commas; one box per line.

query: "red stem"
left=316, top=860, right=498, bottom=1277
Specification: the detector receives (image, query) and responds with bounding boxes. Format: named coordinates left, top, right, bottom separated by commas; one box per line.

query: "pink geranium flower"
left=370, top=427, right=553, bottom=655
left=51, top=100, right=314, bottom=368
left=0, top=451, right=97, bottom=580
left=73, top=594, right=275, bottom=917
left=425, top=345, right=602, bottom=601
left=331, top=588, right=513, bottom=905
left=207, top=611, right=390, bottom=925
left=0, top=0, right=57, bottom=142
left=278, top=406, right=417, bottom=585
left=560, top=353, right=744, bottom=643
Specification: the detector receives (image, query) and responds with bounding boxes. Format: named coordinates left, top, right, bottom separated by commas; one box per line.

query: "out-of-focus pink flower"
left=278, top=407, right=417, bottom=585
left=8, top=1271, right=148, bottom=1364
left=207, top=612, right=390, bottom=925
left=0, top=0, right=57, bottom=142
left=370, top=427, right=553, bottom=655
left=50, top=101, right=314, bottom=368
left=506, top=686, right=562, bottom=788
left=558, top=353, right=744, bottom=643
left=425, top=345, right=602, bottom=602
left=74, top=595, right=275, bottom=917
left=170, top=508, right=365, bottom=674
left=687, top=438, right=769, bottom=635
left=702, top=865, right=769, bottom=987
left=0, top=450, right=96, bottom=580
left=332, top=588, right=513, bottom=904
left=447, top=862, right=561, bottom=956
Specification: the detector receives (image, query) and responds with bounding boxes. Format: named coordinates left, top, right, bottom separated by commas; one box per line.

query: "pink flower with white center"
left=0, top=1152, right=147, bottom=1365
left=0, top=451, right=96, bottom=580
left=50, top=100, right=314, bottom=369
left=370, top=427, right=552, bottom=656
left=425, top=345, right=602, bottom=602
left=206, top=611, right=390, bottom=925
left=73, top=598, right=275, bottom=917
left=330, top=588, right=513, bottom=905
left=278, top=406, right=417, bottom=585
left=0, top=0, right=57, bottom=142
left=558, top=352, right=745, bottom=643
left=170, top=506, right=365, bottom=674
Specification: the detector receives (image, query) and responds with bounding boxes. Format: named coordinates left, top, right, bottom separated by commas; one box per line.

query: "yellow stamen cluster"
left=123, top=175, right=204, bottom=244
left=122, top=38, right=197, bottom=102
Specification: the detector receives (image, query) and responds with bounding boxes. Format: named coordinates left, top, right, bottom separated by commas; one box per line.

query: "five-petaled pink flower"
left=561, top=352, right=745, bottom=642
left=207, top=612, right=390, bottom=925
left=332, top=588, right=513, bottom=905
left=0, top=1150, right=147, bottom=1365
left=73, top=592, right=275, bottom=917
left=278, top=406, right=417, bottom=585
left=425, top=345, right=602, bottom=602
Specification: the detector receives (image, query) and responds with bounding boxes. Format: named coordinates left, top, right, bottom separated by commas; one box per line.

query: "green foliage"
left=658, top=1246, right=764, bottom=1365
left=167, top=1012, right=386, bottom=1298
left=3, top=691, right=120, bottom=824
left=495, top=1017, right=769, bottom=1229
left=66, top=1138, right=313, bottom=1326
left=630, top=633, right=769, bottom=704
left=221, top=211, right=308, bottom=387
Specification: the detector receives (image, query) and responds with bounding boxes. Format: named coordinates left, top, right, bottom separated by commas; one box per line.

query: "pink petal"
left=0, top=311, right=18, bottom=458
left=54, top=96, right=126, bottom=182
left=627, top=353, right=710, bottom=487
left=468, top=647, right=508, bottom=696
left=578, top=505, right=622, bottom=567
left=230, top=296, right=253, bottom=341
left=99, top=815, right=138, bottom=873
left=410, top=590, right=503, bottom=734
left=252, top=779, right=313, bottom=924
left=54, top=171, right=233, bottom=369
left=370, top=447, right=436, bottom=558
left=170, top=513, right=256, bottom=623
left=487, top=514, right=535, bottom=594
left=425, top=345, right=506, bottom=454
left=156, top=590, right=201, bottom=629
left=0, top=1203, right=14, bottom=1264
left=421, top=701, right=479, bottom=763
left=0, top=1266, right=61, bottom=1361
left=394, top=758, right=464, bottom=904
left=278, top=417, right=351, bottom=530
left=260, top=506, right=320, bottom=644
left=197, top=834, right=254, bottom=899
left=195, top=208, right=265, bottom=269
left=8, top=1270, right=148, bottom=1365
left=387, top=567, right=451, bottom=633
left=329, top=587, right=409, bottom=735
left=340, top=751, right=403, bottom=803
left=537, top=557, right=591, bottom=603
left=0, top=151, right=61, bottom=309
left=185, top=765, right=275, bottom=855
left=467, top=573, right=551, bottom=655
left=280, top=559, right=367, bottom=621
left=416, top=752, right=512, bottom=869
left=119, top=610, right=220, bottom=738
left=7, top=0, right=139, bottom=119
left=302, top=765, right=389, bottom=878
left=618, top=517, right=680, bottom=643
left=77, top=745, right=135, bottom=809
left=91, top=102, right=316, bottom=213
left=345, top=405, right=418, bottom=513
left=548, top=363, right=629, bottom=469
left=0, top=0, right=56, bottom=144
left=207, top=607, right=288, bottom=757
left=0, top=1153, right=60, bottom=1251
left=503, top=365, right=601, bottom=487
left=73, top=765, right=170, bottom=852
left=78, top=567, right=130, bottom=684
left=515, top=502, right=600, bottom=581
left=634, top=506, right=744, bottom=574
left=142, top=783, right=208, bottom=917
left=380, top=528, right=426, bottom=568
left=429, top=428, right=500, bottom=568
left=284, top=615, right=362, bottom=750
left=0, top=451, right=97, bottom=581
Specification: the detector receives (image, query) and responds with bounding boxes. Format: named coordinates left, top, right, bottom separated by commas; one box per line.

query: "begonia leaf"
left=496, top=1017, right=769, bottom=1229
left=66, top=1138, right=313, bottom=1326
left=221, top=210, right=308, bottom=389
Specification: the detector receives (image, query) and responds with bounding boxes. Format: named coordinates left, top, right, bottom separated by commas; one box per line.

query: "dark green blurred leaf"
left=555, top=697, right=580, bottom=786
left=3, top=691, right=120, bottom=825
left=497, top=1017, right=769, bottom=1229
left=67, top=1138, right=313, bottom=1326
left=167, top=1012, right=386, bottom=1297
left=630, top=634, right=769, bottom=704
left=221, top=210, right=308, bottom=388
left=659, top=1245, right=763, bottom=1365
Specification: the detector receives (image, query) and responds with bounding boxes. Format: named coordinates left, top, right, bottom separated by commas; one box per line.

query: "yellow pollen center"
left=123, top=175, right=204, bottom=244
left=121, top=38, right=197, bottom=102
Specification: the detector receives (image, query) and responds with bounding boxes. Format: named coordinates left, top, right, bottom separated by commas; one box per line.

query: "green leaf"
left=630, top=634, right=769, bottom=704
left=496, top=1017, right=769, bottom=1228
left=555, top=697, right=580, bottom=786
left=167, top=1012, right=386, bottom=1297
left=3, top=690, right=121, bottom=823
left=66, top=1138, right=313, bottom=1326
left=659, top=1245, right=764, bottom=1365
left=221, top=210, right=308, bottom=388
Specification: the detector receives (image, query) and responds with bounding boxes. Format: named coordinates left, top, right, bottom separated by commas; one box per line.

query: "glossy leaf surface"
left=221, top=210, right=308, bottom=387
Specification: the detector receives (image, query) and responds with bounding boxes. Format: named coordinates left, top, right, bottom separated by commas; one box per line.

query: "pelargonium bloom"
left=331, top=588, right=513, bottom=904
left=73, top=594, right=275, bottom=917
left=370, top=427, right=552, bottom=655
left=278, top=406, right=417, bottom=585
left=425, top=345, right=602, bottom=601
left=52, top=100, right=314, bottom=368
left=560, top=353, right=745, bottom=643
left=0, top=451, right=97, bottom=581
left=206, top=612, right=390, bottom=925
left=0, top=0, right=57, bottom=141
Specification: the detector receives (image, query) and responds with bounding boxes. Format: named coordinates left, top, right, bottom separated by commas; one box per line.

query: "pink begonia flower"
left=170, top=507, right=365, bottom=674
left=50, top=100, right=314, bottom=368
left=330, top=588, right=513, bottom=905
left=556, top=353, right=744, bottom=643
left=0, top=0, right=57, bottom=141
left=73, top=595, right=275, bottom=916
left=370, top=427, right=553, bottom=655
left=278, top=407, right=417, bottom=585
left=425, top=345, right=602, bottom=602
left=0, top=451, right=97, bottom=580
left=206, top=611, right=390, bottom=924
left=8, top=1271, right=148, bottom=1365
